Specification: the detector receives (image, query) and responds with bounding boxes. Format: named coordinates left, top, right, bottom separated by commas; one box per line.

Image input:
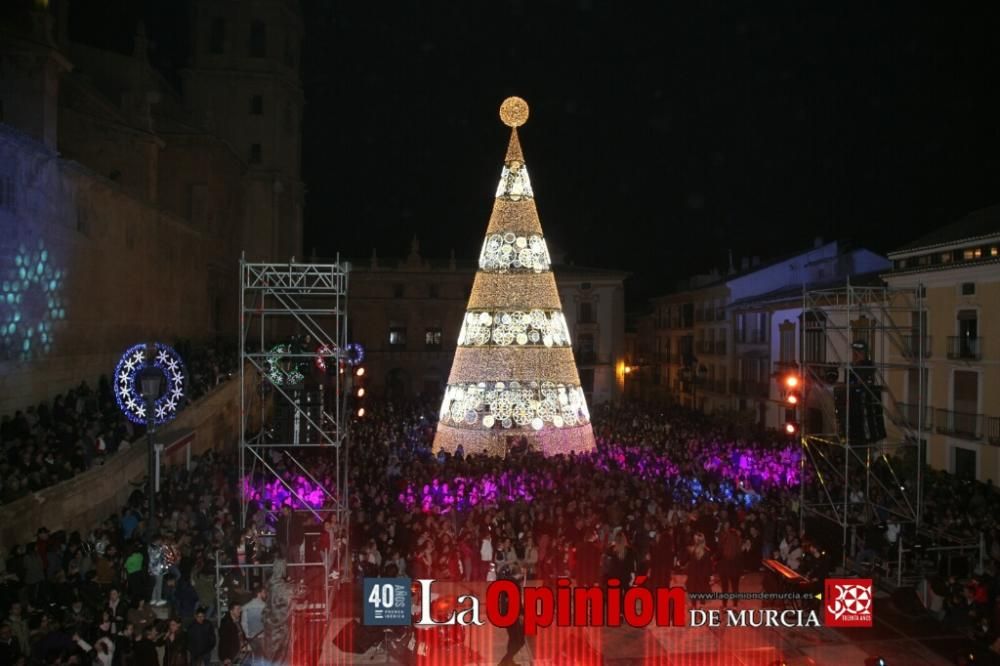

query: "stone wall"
left=0, top=370, right=255, bottom=550
left=0, top=125, right=225, bottom=414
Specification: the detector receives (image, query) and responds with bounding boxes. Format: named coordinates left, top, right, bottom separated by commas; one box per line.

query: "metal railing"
left=947, top=336, right=981, bottom=360
left=988, top=416, right=1000, bottom=446
left=897, top=402, right=933, bottom=431
left=934, top=408, right=984, bottom=439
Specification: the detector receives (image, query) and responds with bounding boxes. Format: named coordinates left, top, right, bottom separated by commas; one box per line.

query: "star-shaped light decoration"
left=112, top=343, right=188, bottom=426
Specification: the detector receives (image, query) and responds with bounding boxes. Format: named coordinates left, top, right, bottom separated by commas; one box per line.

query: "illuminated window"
left=963, top=248, right=982, bottom=260
left=991, top=246, right=998, bottom=257
left=941, top=252, right=952, bottom=263
left=425, top=328, right=442, bottom=349
left=389, top=326, right=407, bottom=347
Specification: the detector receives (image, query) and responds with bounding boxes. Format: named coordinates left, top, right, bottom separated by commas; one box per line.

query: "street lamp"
left=138, top=358, right=163, bottom=526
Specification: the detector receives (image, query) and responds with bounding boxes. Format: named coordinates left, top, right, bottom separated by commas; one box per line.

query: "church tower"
left=182, top=0, right=304, bottom=261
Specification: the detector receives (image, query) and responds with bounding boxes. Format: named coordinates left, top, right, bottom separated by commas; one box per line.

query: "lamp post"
left=138, top=360, right=164, bottom=527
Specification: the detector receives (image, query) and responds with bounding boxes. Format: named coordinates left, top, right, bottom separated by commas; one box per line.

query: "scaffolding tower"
left=239, top=257, right=351, bottom=594
left=798, top=280, right=927, bottom=571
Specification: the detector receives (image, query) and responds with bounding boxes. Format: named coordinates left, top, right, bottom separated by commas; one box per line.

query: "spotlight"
left=784, top=374, right=799, bottom=389
left=784, top=422, right=798, bottom=435
left=356, top=387, right=365, bottom=398
left=355, top=367, right=365, bottom=377
left=357, top=407, right=366, bottom=418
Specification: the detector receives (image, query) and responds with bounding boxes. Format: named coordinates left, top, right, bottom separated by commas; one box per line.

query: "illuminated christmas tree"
left=433, top=97, right=596, bottom=457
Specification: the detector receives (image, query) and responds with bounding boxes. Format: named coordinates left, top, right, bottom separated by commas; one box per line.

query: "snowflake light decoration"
left=266, top=344, right=305, bottom=386
left=457, top=309, right=571, bottom=347
left=479, top=233, right=551, bottom=273
left=113, top=343, right=187, bottom=426
left=345, top=342, right=365, bottom=366
left=439, top=381, right=590, bottom=430
left=1, top=240, right=66, bottom=361
left=314, top=343, right=337, bottom=371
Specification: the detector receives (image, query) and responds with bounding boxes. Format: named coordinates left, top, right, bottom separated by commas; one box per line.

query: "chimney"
left=751, top=256, right=760, bottom=267
left=740, top=257, right=749, bottom=271
left=814, top=236, right=824, bottom=248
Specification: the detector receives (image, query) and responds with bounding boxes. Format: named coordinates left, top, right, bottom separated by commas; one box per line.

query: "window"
left=803, top=312, right=826, bottom=363
left=250, top=95, right=263, bottom=115
left=284, top=102, right=294, bottom=134
left=209, top=17, right=225, bottom=54
left=735, top=313, right=746, bottom=343
left=755, top=312, right=768, bottom=343
left=579, top=368, right=595, bottom=396
left=425, top=328, right=442, bottom=349
left=389, top=326, right=407, bottom=347
left=428, top=284, right=439, bottom=299
left=393, top=284, right=404, bottom=298
left=249, top=21, right=267, bottom=57
left=779, top=321, right=796, bottom=363
left=953, top=447, right=976, bottom=480
left=579, top=301, right=594, bottom=324
left=249, top=143, right=262, bottom=164
left=961, top=282, right=975, bottom=296
left=941, top=252, right=952, bottom=263
left=578, top=333, right=595, bottom=363
left=962, top=248, right=982, bottom=261
left=991, top=246, right=999, bottom=257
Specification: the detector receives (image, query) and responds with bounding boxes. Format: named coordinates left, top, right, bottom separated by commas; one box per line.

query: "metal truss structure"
left=797, top=281, right=928, bottom=571
left=239, top=257, right=351, bottom=596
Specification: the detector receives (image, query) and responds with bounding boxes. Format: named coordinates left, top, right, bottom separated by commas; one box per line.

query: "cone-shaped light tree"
left=433, top=97, right=596, bottom=457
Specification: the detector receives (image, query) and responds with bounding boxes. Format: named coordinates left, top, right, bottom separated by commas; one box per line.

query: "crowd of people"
left=0, top=396, right=997, bottom=664
left=0, top=341, right=236, bottom=505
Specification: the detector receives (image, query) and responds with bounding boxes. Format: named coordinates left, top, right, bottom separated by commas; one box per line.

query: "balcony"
left=897, top=402, right=933, bottom=431
left=935, top=408, right=984, bottom=440
left=947, top=336, right=982, bottom=361
left=901, top=334, right=932, bottom=359
left=988, top=417, right=1000, bottom=445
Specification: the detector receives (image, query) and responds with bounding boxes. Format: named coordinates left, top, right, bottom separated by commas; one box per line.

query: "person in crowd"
left=241, top=585, right=267, bottom=658
left=685, top=532, right=714, bottom=608
left=218, top=603, right=244, bottom=665
left=188, top=607, right=216, bottom=666
left=718, top=521, right=743, bottom=606
left=163, top=617, right=189, bottom=666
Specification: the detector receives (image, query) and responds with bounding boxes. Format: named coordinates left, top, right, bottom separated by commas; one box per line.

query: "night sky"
left=72, top=2, right=1000, bottom=298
